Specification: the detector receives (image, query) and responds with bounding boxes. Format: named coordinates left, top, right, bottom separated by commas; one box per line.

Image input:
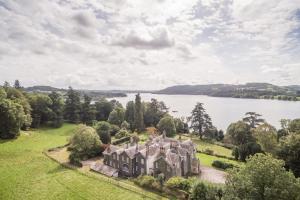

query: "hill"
left=155, top=83, right=300, bottom=100
left=24, top=85, right=127, bottom=100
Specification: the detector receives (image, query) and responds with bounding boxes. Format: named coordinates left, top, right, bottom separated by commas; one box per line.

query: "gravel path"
left=199, top=166, right=227, bottom=184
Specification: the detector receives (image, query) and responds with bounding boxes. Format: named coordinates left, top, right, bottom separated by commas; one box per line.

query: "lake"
left=108, top=93, right=300, bottom=130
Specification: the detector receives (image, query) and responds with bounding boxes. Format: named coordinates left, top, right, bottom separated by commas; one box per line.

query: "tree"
left=224, top=154, right=300, bottom=200
left=64, top=87, right=81, bottom=123
left=81, top=94, right=96, bottom=125
left=0, top=99, right=24, bottom=139
left=144, top=98, right=168, bottom=127
left=189, top=103, right=213, bottom=139
left=190, top=181, right=223, bottom=200
left=277, top=134, right=300, bottom=177
left=242, top=112, right=265, bottom=128
left=226, top=121, right=261, bottom=161
left=28, top=93, right=53, bottom=128
left=121, top=121, right=130, bottom=130
left=48, top=92, right=64, bottom=128
left=174, top=117, right=185, bottom=133
left=226, top=121, right=253, bottom=145
left=157, top=116, right=176, bottom=137
left=0, top=89, right=25, bottom=139
left=5, top=87, right=32, bottom=130
left=95, top=98, right=113, bottom=121
left=3, top=81, right=10, bottom=89
left=108, top=107, right=125, bottom=126
left=14, top=80, right=21, bottom=89
left=95, top=121, right=111, bottom=144
left=125, top=101, right=135, bottom=131
left=253, top=123, right=278, bottom=154
left=69, top=125, right=102, bottom=165
left=134, top=93, right=144, bottom=132
left=289, top=119, right=300, bottom=134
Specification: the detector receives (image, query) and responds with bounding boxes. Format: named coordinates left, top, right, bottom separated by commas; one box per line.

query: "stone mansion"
left=101, top=133, right=200, bottom=179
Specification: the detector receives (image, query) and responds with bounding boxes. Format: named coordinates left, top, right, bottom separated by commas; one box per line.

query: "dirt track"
left=200, top=166, right=227, bottom=184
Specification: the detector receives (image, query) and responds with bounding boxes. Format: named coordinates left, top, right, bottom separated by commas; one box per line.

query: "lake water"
left=108, top=93, right=300, bottom=131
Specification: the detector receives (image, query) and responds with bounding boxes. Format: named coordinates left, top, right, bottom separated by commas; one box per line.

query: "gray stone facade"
left=103, top=134, right=200, bottom=179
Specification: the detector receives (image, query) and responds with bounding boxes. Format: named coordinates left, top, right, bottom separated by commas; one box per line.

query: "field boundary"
left=43, top=150, right=167, bottom=200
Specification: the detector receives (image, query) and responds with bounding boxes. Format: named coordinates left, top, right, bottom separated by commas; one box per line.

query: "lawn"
left=197, top=153, right=242, bottom=167
left=176, top=135, right=233, bottom=157
left=0, top=124, right=155, bottom=200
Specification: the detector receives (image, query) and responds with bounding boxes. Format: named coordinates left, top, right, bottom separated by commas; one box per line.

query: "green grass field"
left=197, top=153, right=242, bottom=167
left=0, top=124, right=154, bottom=200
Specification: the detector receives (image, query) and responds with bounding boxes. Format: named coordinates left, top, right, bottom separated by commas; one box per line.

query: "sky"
left=0, top=0, right=300, bottom=90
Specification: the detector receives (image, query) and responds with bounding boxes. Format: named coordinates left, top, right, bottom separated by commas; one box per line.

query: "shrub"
left=110, top=124, right=120, bottom=136
left=212, top=160, right=234, bottom=170
left=204, top=148, right=214, bottom=155
left=115, top=129, right=129, bottom=139
left=95, top=121, right=111, bottom=144
left=69, top=125, right=102, bottom=165
left=134, top=175, right=156, bottom=189
left=190, top=181, right=223, bottom=200
left=112, top=136, right=130, bottom=145
left=165, top=176, right=191, bottom=192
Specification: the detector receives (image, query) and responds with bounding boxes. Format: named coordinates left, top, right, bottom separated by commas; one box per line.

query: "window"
left=141, top=158, right=144, bottom=165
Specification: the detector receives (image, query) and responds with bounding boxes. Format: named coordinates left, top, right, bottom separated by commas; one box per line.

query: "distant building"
left=102, top=133, right=200, bottom=179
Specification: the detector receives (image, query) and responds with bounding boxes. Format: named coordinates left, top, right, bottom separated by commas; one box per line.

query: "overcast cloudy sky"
left=0, top=0, right=300, bottom=90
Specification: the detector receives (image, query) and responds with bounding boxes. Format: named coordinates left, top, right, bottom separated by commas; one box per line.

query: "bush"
left=165, top=176, right=191, bottom=192
left=212, top=160, right=234, bottom=170
left=95, top=121, right=111, bottom=144
left=190, top=181, right=223, bottom=200
left=134, top=175, right=156, bottom=189
left=112, top=136, right=130, bottom=145
left=69, top=125, right=102, bottom=165
left=110, top=124, right=120, bottom=136
left=204, top=148, right=214, bottom=155
left=115, top=129, right=129, bottom=139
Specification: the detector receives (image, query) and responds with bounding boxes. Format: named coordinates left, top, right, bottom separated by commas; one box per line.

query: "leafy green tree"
left=121, top=120, right=130, bottom=130
left=157, top=116, right=176, bottom=137
left=277, top=134, right=300, bottom=177
left=224, top=154, right=300, bottom=200
left=48, top=92, right=64, bottom=128
left=144, top=98, right=168, bottom=127
left=5, top=87, right=32, bottom=130
left=69, top=125, right=102, bottom=165
left=0, top=91, right=25, bottom=139
left=134, top=93, right=144, bottom=132
left=110, top=124, right=120, bottom=136
left=108, top=107, right=125, bottom=126
left=226, top=121, right=253, bottom=145
left=174, top=117, right=185, bottom=133
left=3, top=81, right=10, bottom=89
left=64, top=87, right=81, bottom=123
left=189, top=103, right=213, bottom=139
left=227, top=121, right=261, bottom=161
left=190, top=181, right=223, bottom=200
left=95, top=98, right=113, bottom=121
left=95, top=121, right=111, bottom=144
left=110, top=99, right=123, bottom=109
left=81, top=94, right=96, bottom=125
left=289, top=119, right=300, bottom=134
left=253, top=123, right=278, bottom=154
left=125, top=101, right=135, bottom=131
left=243, top=112, right=265, bottom=128
left=28, top=93, right=53, bottom=128
left=14, top=80, right=21, bottom=89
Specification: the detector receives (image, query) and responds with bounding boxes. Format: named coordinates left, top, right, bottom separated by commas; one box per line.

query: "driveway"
left=199, top=166, right=227, bottom=184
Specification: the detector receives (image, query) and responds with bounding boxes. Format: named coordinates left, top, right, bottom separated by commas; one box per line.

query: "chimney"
left=146, top=144, right=149, bottom=158
left=135, top=143, right=139, bottom=153
left=107, top=144, right=111, bottom=153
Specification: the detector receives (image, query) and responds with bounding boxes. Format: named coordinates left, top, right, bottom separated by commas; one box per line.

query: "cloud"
left=113, top=26, right=174, bottom=49
left=0, top=0, right=300, bottom=89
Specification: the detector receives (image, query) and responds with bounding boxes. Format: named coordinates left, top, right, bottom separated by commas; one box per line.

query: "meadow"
left=0, top=124, right=154, bottom=200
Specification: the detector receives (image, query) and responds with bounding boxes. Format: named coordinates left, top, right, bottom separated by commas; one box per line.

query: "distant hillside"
left=25, top=85, right=127, bottom=100
left=155, top=83, right=300, bottom=101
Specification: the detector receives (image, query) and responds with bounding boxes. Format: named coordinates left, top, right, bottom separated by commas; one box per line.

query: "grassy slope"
left=197, top=153, right=242, bottom=167
left=0, top=124, right=151, bottom=200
